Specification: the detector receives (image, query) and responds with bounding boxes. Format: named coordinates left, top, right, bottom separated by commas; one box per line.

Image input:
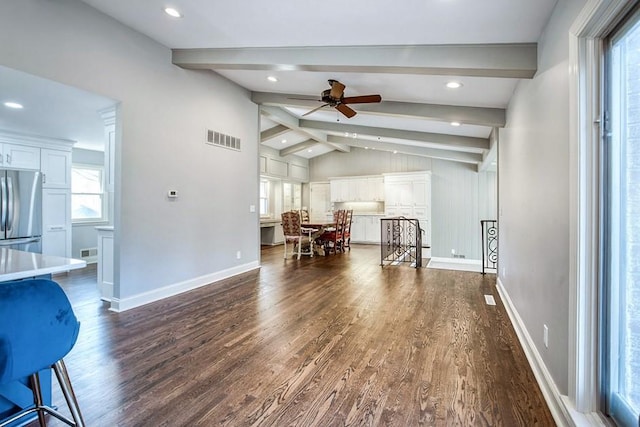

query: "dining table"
left=302, top=221, right=336, bottom=256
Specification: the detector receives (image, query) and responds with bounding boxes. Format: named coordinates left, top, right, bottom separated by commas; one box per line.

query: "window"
left=282, top=182, right=301, bottom=212
left=259, top=180, right=270, bottom=217
left=72, top=164, right=106, bottom=222
left=603, top=7, right=640, bottom=426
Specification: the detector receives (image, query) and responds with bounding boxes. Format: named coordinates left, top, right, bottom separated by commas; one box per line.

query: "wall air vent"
left=206, top=129, right=241, bottom=151
left=80, top=247, right=98, bottom=263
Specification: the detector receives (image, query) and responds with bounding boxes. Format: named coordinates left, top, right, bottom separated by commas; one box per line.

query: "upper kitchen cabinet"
left=329, top=176, right=385, bottom=202
left=41, top=148, right=71, bottom=188
left=0, top=144, right=40, bottom=170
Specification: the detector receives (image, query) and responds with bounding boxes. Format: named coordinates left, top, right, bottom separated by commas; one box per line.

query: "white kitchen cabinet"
left=384, top=172, right=431, bottom=246
left=350, top=215, right=383, bottom=243
left=41, top=148, right=71, bottom=188
left=0, top=131, right=75, bottom=259
left=42, top=189, right=71, bottom=258
left=366, top=177, right=384, bottom=201
left=350, top=216, right=366, bottom=242
left=0, top=144, right=40, bottom=170
left=330, top=176, right=386, bottom=202
left=365, top=216, right=381, bottom=243
left=330, top=179, right=345, bottom=202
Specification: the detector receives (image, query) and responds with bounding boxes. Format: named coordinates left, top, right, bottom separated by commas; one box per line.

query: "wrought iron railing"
left=380, top=217, right=423, bottom=268
left=481, top=220, right=498, bottom=274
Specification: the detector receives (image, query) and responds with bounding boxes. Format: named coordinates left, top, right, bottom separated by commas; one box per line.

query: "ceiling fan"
left=300, top=79, right=382, bottom=118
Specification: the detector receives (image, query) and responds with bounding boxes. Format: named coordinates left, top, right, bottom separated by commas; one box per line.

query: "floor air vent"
left=206, top=129, right=241, bottom=151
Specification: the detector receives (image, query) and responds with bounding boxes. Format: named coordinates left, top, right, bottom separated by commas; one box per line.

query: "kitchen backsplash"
left=333, top=201, right=384, bottom=215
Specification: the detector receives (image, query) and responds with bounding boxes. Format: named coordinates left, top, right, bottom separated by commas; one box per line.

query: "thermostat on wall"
left=167, top=189, right=178, bottom=198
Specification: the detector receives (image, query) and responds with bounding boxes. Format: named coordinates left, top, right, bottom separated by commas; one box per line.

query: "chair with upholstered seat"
left=281, top=211, right=315, bottom=259
left=342, top=209, right=353, bottom=251
left=299, top=209, right=310, bottom=223
left=0, top=279, right=85, bottom=427
left=320, top=209, right=346, bottom=254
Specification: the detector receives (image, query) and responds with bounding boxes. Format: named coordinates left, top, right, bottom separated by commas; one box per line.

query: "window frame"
left=602, top=6, right=640, bottom=425
left=71, top=163, right=107, bottom=224
left=259, top=179, right=271, bottom=218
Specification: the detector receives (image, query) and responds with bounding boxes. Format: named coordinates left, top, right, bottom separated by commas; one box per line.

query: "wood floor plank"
left=32, top=245, right=555, bottom=426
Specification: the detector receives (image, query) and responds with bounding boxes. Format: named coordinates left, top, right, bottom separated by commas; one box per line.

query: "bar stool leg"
left=30, top=372, right=46, bottom=426
left=53, top=360, right=85, bottom=427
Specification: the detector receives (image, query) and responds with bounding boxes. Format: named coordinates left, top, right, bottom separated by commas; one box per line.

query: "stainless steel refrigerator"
left=0, top=170, right=42, bottom=253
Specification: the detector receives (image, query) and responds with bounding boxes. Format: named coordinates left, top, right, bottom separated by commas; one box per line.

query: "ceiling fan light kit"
left=301, top=79, right=382, bottom=119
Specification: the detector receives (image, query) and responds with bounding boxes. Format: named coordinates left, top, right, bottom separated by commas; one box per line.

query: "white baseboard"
left=427, top=257, right=482, bottom=272
left=496, top=277, right=573, bottom=426
left=109, top=261, right=260, bottom=312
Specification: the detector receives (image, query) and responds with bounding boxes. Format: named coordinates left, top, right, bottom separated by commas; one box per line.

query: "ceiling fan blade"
left=302, top=103, right=330, bottom=117
left=336, top=103, right=357, bottom=118
left=341, top=95, right=382, bottom=104
left=329, top=81, right=346, bottom=99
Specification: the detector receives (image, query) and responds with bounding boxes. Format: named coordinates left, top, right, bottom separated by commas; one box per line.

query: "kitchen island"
left=0, top=248, right=86, bottom=425
left=0, top=247, right=86, bottom=281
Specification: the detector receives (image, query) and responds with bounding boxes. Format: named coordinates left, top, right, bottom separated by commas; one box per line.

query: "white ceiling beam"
left=328, top=136, right=482, bottom=165
left=280, top=139, right=317, bottom=157
left=478, top=127, right=499, bottom=172
left=251, top=92, right=505, bottom=127
left=260, top=106, right=350, bottom=153
left=260, top=124, right=289, bottom=142
left=173, top=44, right=537, bottom=79
left=300, top=119, right=489, bottom=151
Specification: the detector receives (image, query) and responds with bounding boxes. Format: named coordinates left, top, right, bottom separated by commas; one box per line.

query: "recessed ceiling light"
left=267, top=76, right=278, bottom=82
left=307, top=149, right=313, bottom=153
left=281, top=139, right=287, bottom=144
left=393, top=150, right=398, bottom=154
left=164, top=7, right=182, bottom=18
left=352, top=133, right=357, bottom=138
left=344, top=132, right=349, bottom=137
left=364, top=147, right=369, bottom=150
left=446, top=81, right=463, bottom=89
left=450, top=121, right=461, bottom=127
left=4, top=102, right=23, bottom=109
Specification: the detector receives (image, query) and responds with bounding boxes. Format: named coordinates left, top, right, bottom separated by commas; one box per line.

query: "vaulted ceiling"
left=81, top=0, right=558, bottom=168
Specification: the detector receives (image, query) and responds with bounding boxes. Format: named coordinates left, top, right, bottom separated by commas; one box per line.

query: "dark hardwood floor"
left=37, top=245, right=554, bottom=426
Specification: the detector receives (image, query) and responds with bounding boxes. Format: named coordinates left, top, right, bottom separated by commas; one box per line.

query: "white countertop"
left=0, top=248, right=86, bottom=282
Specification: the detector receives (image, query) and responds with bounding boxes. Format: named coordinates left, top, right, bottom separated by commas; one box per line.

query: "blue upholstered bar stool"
left=0, top=279, right=85, bottom=427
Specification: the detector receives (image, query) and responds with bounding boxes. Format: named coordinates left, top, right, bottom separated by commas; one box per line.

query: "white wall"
left=0, top=0, right=260, bottom=305
left=499, top=0, right=587, bottom=395
left=432, top=160, right=482, bottom=259
left=71, top=148, right=105, bottom=260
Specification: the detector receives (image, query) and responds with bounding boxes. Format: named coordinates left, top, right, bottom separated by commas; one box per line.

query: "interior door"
left=309, top=182, right=330, bottom=221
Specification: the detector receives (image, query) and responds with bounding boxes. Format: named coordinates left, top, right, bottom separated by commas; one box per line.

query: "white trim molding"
left=568, top=0, right=634, bottom=420
left=109, top=261, right=260, bottom=312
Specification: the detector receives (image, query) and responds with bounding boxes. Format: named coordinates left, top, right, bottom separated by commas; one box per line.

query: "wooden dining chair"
left=281, top=211, right=315, bottom=259
left=342, top=209, right=353, bottom=251
left=300, top=209, right=310, bottom=223
left=321, top=209, right=346, bottom=254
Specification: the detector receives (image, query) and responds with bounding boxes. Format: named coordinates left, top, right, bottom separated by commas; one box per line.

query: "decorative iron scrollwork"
left=481, top=220, right=498, bottom=274
left=381, top=217, right=423, bottom=268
